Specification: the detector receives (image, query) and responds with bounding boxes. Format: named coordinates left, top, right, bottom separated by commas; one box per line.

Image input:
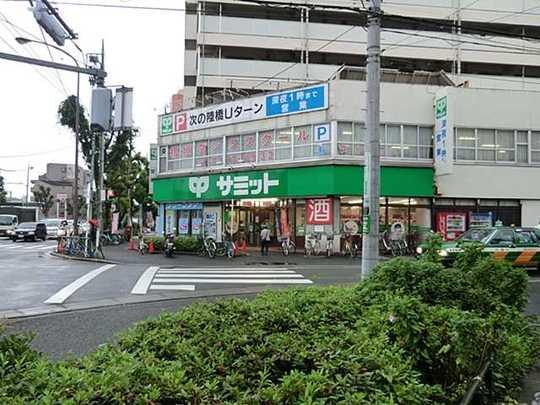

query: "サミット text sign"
left=159, top=84, right=329, bottom=136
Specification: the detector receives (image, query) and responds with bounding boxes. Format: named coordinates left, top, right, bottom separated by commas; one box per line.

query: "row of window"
left=454, top=128, right=540, bottom=164
left=160, top=124, right=332, bottom=173
left=337, top=123, right=433, bottom=159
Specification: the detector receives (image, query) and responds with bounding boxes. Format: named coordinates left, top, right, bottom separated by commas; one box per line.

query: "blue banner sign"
left=266, top=85, right=328, bottom=117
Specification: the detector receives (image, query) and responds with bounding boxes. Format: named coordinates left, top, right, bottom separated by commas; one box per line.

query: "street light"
left=26, top=164, right=34, bottom=205
left=16, top=37, right=81, bottom=232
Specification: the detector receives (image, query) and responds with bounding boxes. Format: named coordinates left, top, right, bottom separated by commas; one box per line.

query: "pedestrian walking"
left=260, top=225, right=271, bottom=256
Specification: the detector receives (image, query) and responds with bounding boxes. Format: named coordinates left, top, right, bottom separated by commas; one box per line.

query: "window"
left=293, top=126, right=313, bottom=158
left=419, top=127, right=433, bottom=159
left=209, top=138, right=223, bottom=166
left=496, top=130, right=515, bottom=162
left=180, top=142, right=194, bottom=169
left=532, top=131, right=540, bottom=163
left=337, top=122, right=364, bottom=156
left=226, top=133, right=256, bottom=164
left=386, top=125, right=401, bottom=158
left=403, top=125, right=418, bottom=159
left=276, top=128, right=292, bottom=160
left=159, top=146, right=167, bottom=173
left=167, top=144, right=180, bottom=171
left=195, top=140, right=208, bottom=168
left=477, top=129, right=496, bottom=161
left=258, top=130, right=275, bottom=162
left=517, top=131, right=529, bottom=163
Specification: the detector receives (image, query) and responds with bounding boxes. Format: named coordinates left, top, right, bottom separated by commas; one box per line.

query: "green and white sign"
left=161, top=116, right=173, bottom=135
left=153, top=165, right=434, bottom=203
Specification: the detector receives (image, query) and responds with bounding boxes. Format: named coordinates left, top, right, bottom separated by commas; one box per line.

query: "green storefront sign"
left=435, top=96, right=447, bottom=119
left=153, top=165, right=434, bottom=203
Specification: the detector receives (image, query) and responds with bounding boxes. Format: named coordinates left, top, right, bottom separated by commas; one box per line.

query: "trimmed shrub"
left=0, top=250, right=538, bottom=403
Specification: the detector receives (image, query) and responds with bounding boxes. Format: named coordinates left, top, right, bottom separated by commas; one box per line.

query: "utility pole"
left=361, top=0, right=382, bottom=279
left=25, top=164, right=33, bottom=205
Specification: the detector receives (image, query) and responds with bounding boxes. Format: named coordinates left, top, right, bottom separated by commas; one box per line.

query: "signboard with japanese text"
left=153, top=165, right=435, bottom=203
left=159, top=84, right=329, bottom=136
left=434, top=89, right=454, bottom=175
left=306, top=198, right=333, bottom=225
left=149, top=143, right=158, bottom=193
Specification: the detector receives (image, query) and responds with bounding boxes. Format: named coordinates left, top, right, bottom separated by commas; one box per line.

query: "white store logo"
left=188, top=173, right=280, bottom=199
left=189, top=176, right=210, bottom=198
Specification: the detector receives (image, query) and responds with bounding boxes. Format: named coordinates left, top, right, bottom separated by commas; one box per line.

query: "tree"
left=0, top=175, right=7, bottom=203
left=33, top=186, right=55, bottom=217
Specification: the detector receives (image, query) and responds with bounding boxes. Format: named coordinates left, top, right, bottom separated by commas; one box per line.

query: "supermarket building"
left=152, top=74, right=540, bottom=247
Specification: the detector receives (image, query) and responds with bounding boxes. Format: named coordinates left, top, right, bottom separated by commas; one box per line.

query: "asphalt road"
left=0, top=237, right=361, bottom=316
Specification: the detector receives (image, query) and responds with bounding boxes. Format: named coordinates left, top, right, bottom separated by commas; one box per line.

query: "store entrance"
left=224, top=200, right=293, bottom=247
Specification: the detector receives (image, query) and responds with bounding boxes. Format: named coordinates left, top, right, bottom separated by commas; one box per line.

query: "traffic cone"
left=148, top=240, right=154, bottom=254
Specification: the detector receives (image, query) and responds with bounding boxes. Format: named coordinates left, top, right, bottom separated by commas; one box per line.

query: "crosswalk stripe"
left=162, top=267, right=291, bottom=272
left=149, top=285, right=196, bottom=291
left=45, top=264, right=116, bottom=305
left=155, top=274, right=304, bottom=279
left=131, top=266, right=160, bottom=295
left=5, top=245, right=24, bottom=250
left=157, top=270, right=295, bottom=274
left=38, top=245, right=56, bottom=250
left=154, top=278, right=314, bottom=284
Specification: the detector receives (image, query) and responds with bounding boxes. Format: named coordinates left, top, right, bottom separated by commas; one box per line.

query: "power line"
left=382, top=28, right=540, bottom=56
left=251, top=24, right=360, bottom=89
left=0, top=147, right=72, bottom=159
left=39, top=25, right=70, bottom=96
left=0, top=0, right=187, bottom=11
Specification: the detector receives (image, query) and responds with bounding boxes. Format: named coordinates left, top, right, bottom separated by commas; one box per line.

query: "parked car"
left=417, top=226, right=540, bottom=270
left=10, top=222, right=47, bottom=242
left=43, top=218, right=62, bottom=239
left=0, top=214, right=18, bottom=237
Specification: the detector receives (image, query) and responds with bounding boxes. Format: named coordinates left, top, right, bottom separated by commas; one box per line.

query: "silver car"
left=43, top=218, right=61, bottom=239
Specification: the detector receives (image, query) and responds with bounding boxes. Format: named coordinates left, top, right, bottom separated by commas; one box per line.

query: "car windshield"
left=45, top=219, right=60, bottom=227
left=0, top=215, right=14, bottom=225
left=18, top=222, right=36, bottom=229
left=456, top=228, right=495, bottom=242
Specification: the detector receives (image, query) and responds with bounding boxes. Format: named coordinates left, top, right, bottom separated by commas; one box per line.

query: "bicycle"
left=200, top=236, right=217, bottom=259
left=305, top=234, right=324, bottom=256
left=342, top=233, right=359, bottom=258
left=280, top=236, right=296, bottom=256
left=325, top=233, right=334, bottom=257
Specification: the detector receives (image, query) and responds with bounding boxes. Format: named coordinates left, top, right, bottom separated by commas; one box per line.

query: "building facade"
left=153, top=77, right=540, bottom=248
left=183, top=0, right=540, bottom=108
left=31, top=163, right=91, bottom=218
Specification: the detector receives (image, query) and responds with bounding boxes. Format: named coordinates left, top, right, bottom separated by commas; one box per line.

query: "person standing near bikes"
left=260, top=224, right=271, bottom=256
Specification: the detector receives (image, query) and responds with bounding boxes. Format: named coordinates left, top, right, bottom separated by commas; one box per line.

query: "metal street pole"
left=361, top=0, right=382, bottom=279
left=25, top=164, right=33, bottom=205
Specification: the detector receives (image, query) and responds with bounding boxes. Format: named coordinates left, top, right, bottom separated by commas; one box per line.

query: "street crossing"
left=131, top=267, right=313, bottom=295
left=0, top=241, right=56, bottom=253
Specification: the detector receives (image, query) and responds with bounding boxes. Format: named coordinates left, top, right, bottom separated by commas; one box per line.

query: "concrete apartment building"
left=152, top=1, right=540, bottom=247
left=31, top=163, right=91, bottom=216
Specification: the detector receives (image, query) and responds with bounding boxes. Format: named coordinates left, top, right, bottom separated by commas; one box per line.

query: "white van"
left=0, top=215, right=18, bottom=237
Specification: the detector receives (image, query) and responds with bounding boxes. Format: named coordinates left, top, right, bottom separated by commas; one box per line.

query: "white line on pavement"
left=44, top=264, right=116, bottom=305
left=162, top=267, right=291, bottom=272
left=157, top=270, right=295, bottom=274
left=5, top=245, right=24, bottom=249
left=154, top=274, right=304, bottom=279
left=149, top=285, right=196, bottom=291
left=153, top=278, right=314, bottom=284
left=131, top=266, right=160, bottom=295
left=38, top=245, right=56, bottom=250
left=528, top=279, right=540, bottom=283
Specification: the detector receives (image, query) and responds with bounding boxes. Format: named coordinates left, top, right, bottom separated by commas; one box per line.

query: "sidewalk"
left=100, top=243, right=366, bottom=267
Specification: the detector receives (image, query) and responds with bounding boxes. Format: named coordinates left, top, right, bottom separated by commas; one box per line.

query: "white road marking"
left=5, top=245, right=24, bottom=249
left=44, top=264, right=116, bottom=305
left=154, top=274, right=304, bottom=279
left=131, top=266, right=160, bottom=295
left=157, top=270, right=296, bottom=275
left=162, top=267, right=292, bottom=272
left=38, top=245, right=56, bottom=250
left=154, top=278, right=313, bottom=284
left=23, top=245, right=46, bottom=250
left=149, top=285, right=196, bottom=291
left=528, top=278, right=540, bottom=283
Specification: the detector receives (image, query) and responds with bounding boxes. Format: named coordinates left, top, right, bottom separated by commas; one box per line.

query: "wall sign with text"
left=159, top=84, right=329, bottom=136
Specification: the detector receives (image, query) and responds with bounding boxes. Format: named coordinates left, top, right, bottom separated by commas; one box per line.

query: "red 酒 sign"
left=306, top=198, right=333, bottom=225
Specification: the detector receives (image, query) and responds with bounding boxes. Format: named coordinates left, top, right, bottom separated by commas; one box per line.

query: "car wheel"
left=11, top=237, right=16, bottom=242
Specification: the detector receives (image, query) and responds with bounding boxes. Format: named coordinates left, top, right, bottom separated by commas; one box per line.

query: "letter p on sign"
left=315, top=124, right=330, bottom=142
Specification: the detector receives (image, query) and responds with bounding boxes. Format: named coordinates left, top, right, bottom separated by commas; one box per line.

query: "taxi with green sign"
left=416, top=226, right=540, bottom=269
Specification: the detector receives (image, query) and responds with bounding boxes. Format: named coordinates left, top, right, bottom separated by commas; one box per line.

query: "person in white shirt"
left=260, top=225, right=271, bottom=256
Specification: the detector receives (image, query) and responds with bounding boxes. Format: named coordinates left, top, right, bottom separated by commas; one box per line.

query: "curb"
left=0, top=286, right=291, bottom=320
left=49, top=251, right=118, bottom=265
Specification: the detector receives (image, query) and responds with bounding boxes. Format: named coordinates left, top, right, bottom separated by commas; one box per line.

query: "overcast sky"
left=0, top=0, right=184, bottom=198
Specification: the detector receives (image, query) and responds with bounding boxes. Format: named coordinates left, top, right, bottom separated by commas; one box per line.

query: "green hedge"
left=0, top=253, right=538, bottom=403
left=143, top=236, right=202, bottom=253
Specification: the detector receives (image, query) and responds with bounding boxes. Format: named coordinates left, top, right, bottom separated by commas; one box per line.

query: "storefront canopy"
left=153, top=165, right=434, bottom=203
